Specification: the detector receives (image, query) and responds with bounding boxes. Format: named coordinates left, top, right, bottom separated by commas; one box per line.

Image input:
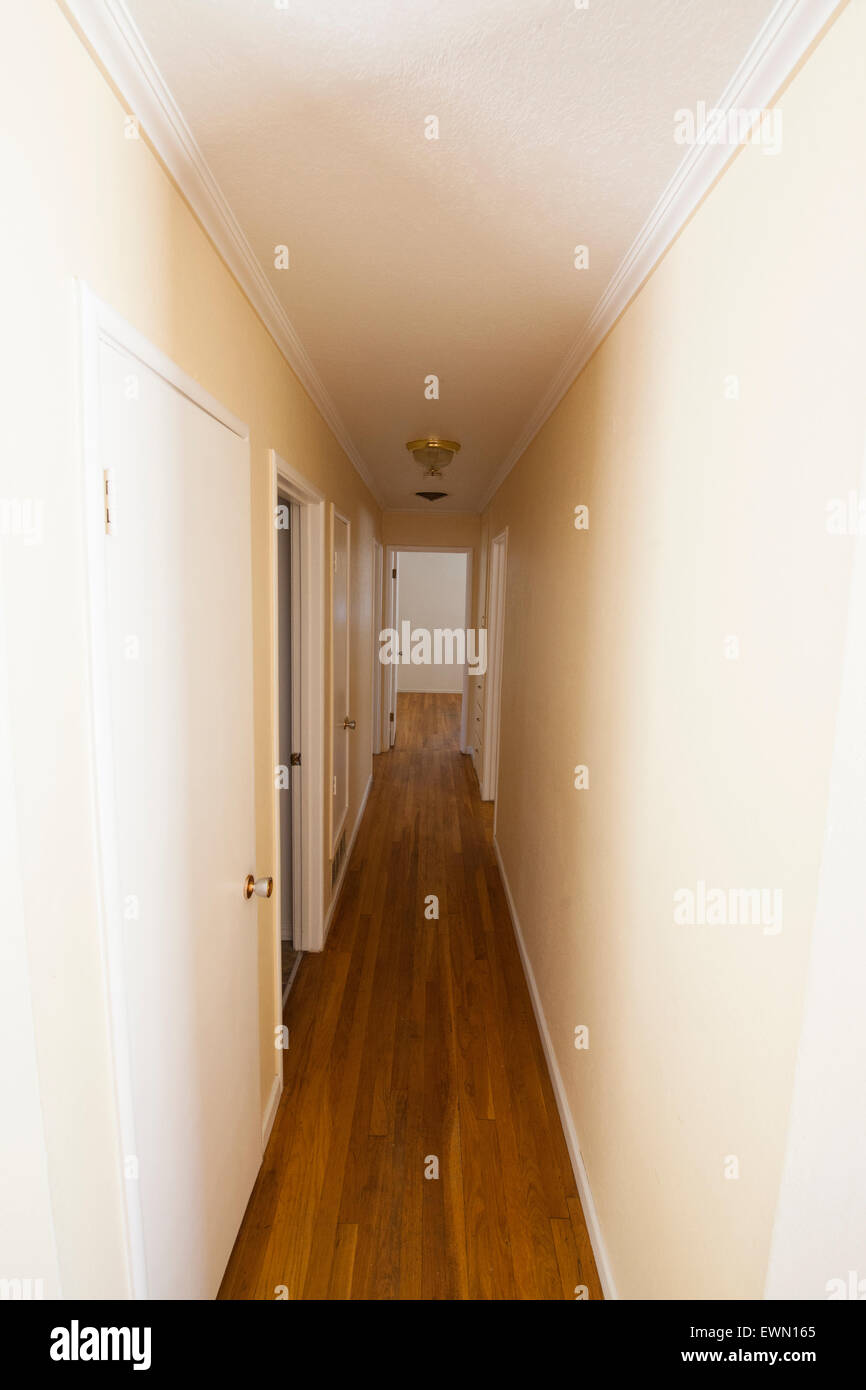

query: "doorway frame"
left=269, top=451, right=326, bottom=1012
left=385, top=549, right=399, bottom=748
left=274, top=490, right=303, bottom=1009
left=371, top=539, right=385, bottom=753
left=80, top=282, right=251, bottom=1299
left=482, top=528, right=508, bottom=807
left=330, top=508, right=351, bottom=856
left=385, top=544, right=474, bottom=753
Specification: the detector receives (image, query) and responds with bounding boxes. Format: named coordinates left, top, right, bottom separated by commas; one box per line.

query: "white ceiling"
left=124, top=0, right=777, bottom=511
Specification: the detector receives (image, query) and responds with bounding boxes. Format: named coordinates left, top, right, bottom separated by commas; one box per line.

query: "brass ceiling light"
left=406, top=437, right=461, bottom=478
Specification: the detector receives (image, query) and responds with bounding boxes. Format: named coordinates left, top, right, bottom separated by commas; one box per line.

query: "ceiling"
left=124, top=0, right=777, bottom=511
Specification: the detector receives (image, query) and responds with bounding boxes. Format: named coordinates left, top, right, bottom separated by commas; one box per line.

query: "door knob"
left=244, top=874, right=273, bottom=900
left=343, top=717, right=356, bottom=730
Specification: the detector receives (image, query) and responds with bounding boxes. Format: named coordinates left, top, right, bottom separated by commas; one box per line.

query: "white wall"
left=0, top=574, right=62, bottom=1299
left=764, top=432, right=866, bottom=1300
left=396, top=551, right=467, bottom=693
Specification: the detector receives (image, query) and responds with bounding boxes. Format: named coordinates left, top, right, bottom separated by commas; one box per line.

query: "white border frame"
left=385, top=545, right=474, bottom=753
left=482, top=529, right=508, bottom=806
left=78, top=280, right=250, bottom=1300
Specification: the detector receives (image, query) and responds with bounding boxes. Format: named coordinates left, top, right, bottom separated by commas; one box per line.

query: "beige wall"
left=1, top=0, right=380, bottom=1295
left=382, top=510, right=480, bottom=551
left=484, top=1, right=864, bottom=1298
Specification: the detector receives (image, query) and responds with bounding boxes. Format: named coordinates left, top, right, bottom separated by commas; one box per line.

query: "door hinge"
left=333, top=775, right=337, bottom=794
left=290, top=752, right=301, bottom=766
left=103, top=468, right=115, bottom=535
left=392, top=568, right=397, bottom=579
left=389, top=711, right=395, bottom=722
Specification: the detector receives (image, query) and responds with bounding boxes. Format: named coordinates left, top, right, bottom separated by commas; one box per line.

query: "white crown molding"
left=479, top=0, right=842, bottom=512
left=62, top=0, right=384, bottom=508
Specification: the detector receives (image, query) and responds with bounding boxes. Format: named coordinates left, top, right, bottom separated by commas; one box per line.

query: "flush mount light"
left=406, top=437, right=461, bottom=477
left=416, top=491, right=448, bottom=502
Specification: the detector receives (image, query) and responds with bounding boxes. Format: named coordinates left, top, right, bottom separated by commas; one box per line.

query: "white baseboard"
left=261, top=1072, right=282, bottom=1152
left=323, top=771, right=373, bottom=943
left=493, top=835, right=618, bottom=1300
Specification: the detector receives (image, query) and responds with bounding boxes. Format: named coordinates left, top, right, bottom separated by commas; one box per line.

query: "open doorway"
left=276, top=493, right=303, bottom=1002
left=385, top=547, right=473, bottom=751
left=270, top=448, right=327, bottom=1056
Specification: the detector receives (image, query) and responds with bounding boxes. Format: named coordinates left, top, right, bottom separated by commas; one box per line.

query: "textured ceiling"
left=125, top=0, right=777, bottom=510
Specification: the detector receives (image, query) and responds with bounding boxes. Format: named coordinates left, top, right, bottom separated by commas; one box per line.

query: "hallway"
left=9, top=0, right=865, bottom=1315
left=220, top=693, right=602, bottom=1300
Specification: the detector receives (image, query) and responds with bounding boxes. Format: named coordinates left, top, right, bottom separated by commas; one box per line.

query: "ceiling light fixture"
left=416, top=491, right=448, bottom=502
left=406, top=437, right=461, bottom=478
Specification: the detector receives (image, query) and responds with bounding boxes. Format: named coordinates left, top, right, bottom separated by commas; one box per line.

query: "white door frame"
left=385, top=545, right=474, bottom=753
left=270, top=449, right=326, bottom=976
left=482, top=528, right=508, bottom=806
left=275, top=494, right=302, bottom=982
left=330, top=508, right=351, bottom=854
left=385, top=550, right=399, bottom=747
left=79, top=282, right=251, bottom=1299
left=372, top=539, right=385, bottom=753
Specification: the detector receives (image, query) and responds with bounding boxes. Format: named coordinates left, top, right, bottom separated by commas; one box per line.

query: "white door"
left=331, top=512, right=350, bottom=851
left=96, top=332, right=260, bottom=1299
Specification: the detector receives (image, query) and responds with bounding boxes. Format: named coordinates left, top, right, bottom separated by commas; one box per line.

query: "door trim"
left=384, top=545, right=474, bottom=753
left=79, top=281, right=251, bottom=1300
left=482, top=528, right=508, bottom=807
left=371, top=539, right=384, bottom=754
left=270, top=451, right=326, bottom=970
left=330, top=508, right=351, bottom=855
left=385, top=549, right=398, bottom=748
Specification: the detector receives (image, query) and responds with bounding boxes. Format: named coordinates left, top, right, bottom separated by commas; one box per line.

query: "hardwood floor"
left=219, top=691, right=602, bottom=1300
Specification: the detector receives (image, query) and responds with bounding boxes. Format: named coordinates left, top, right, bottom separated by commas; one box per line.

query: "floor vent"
left=331, top=831, right=346, bottom=888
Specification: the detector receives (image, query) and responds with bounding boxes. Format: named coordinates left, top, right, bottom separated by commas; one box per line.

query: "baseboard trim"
left=493, top=835, right=618, bottom=1301
left=323, top=771, right=373, bottom=943
left=261, top=1072, right=282, bottom=1152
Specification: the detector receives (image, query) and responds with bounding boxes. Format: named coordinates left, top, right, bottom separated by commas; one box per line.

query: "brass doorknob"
left=244, top=874, right=273, bottom=900
left=343, top=717, right=356, bottom=730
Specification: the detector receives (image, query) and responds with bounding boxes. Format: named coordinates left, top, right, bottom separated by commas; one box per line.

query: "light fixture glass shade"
left=406, top=438, right=461, bottom=477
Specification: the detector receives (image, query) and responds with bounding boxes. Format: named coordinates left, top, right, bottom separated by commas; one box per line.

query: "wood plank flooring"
left=219, top=691, right=602, bottom=1300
